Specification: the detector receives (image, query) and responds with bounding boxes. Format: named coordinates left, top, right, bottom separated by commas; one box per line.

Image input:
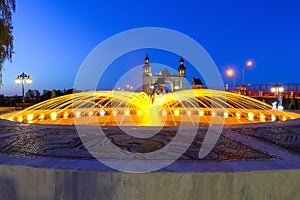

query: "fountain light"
left=51, top=112, right=57, bottom=120
left=137, top=110, right=142, bottom=116
left=88, top=111, right=94, bottom=116
left=224, top=112, right=229, bottom=118
left=63, top=112, right=69, bottom=119
left=212, top=111, right=216, bottom=117
left=199, top=110, right=204, bottom=116
left=248, top=112, right=254, bottom=121
left=18, top=116, right=23, bottom=122
left=27, top=114, right=34, bottom=121
left=187, top=111, right=191, bottom=116
left=282, top=116, right=287, bottom=121
left=174, top=110, right=180, bottom=116
left=39, top=113, right=45, bottom=120
left=248, top=112, right=254, bottom=119
left=99, top=110, right=106, bottom=116
left=75, top=111, right=81, bottom=118
left=259, top=113, right=266, bottom=119
left=1, top=89, right=300, bottom=126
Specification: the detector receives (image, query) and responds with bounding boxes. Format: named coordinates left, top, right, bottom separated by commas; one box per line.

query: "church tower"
left=143, top=53, right=151, bottom=74
left=178, top=57, right=186, bottom=76
left=177, top=57, right=186, bottom=90
left=143, top=54, right=152, bottom=94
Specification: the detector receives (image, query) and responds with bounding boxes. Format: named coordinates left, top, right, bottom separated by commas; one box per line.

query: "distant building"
left=191, top=77, right=204, bottom=89
left=142, top=54, right=187, bottom=95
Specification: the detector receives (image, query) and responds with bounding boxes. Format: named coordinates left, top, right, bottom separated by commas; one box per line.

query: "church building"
left=142, top=54, right=187, bottom=95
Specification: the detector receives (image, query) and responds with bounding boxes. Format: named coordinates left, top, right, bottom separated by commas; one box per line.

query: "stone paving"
left=0, top=118, right=300, bottom=172
left=0, top=119, right=274, bottom=162
left=231, top=125, right=300, bottom=155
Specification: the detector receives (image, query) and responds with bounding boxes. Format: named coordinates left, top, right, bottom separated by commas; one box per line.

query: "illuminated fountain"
left=1, top=89, right=300, bottom=126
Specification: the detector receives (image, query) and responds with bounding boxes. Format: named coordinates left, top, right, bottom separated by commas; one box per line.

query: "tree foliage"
left=0, top=88, right=81, bottom=106
left=0, top=0, right=16, bottom=65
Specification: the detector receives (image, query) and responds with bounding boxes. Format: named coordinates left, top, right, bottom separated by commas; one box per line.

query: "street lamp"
left=242, top=59, right=253, bottom=86
left=271, top=83, right=284, bottom=95
left=15, top=72, right=32, bottom=103
left=126, top=84, right=134, bottom=91
left=226, top=68, right=236, bottom=91
left=271, top=83, right=284, bottom=109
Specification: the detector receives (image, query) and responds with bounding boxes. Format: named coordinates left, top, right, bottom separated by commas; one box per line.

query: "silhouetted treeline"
left=0, top=88, right=81, bottom=106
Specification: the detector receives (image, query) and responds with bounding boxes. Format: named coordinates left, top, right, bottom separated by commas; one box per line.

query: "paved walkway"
left=0, top=118, right=299, bottom=172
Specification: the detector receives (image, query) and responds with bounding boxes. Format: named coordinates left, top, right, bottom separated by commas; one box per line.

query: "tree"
left=289, top=96, right=296, bottom=110
left=25, top=89, right=41, bottom=103
left=282, top=94, right=288, bottom=109
left=33, top=89, right=40, bottom=98
left=41, top=90, right=51, bottom=101
left=26, top=89, right=35, bottom=99
left=0, top=0, right=16, bottom=86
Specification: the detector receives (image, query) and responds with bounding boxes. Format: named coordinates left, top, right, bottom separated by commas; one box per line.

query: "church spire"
left=178, top=57, right=186, bottom=76
left=145, top=53, right=149, bottom=64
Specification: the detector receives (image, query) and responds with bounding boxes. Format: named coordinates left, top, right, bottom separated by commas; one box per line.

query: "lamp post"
left=271, top=83, right=284, bottom=109
left=15, top=72, right=32, bottom=103
left=226, top=68, right=236, bottom=91
left=242, top=60, right=253, bottom=86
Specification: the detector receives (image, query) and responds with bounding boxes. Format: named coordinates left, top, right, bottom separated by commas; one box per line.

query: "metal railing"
left=228, top=84, right=300, bottom=97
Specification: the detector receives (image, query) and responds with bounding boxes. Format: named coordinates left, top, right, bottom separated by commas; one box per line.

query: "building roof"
left=155, top=78, right=166, bottom=85
left=180, top=57, right=184, bottom=63
left=145, top=53, right=149, bottom=61
left=161, top=68, right=171, bottom=76
left=191, top=77, right=204, bottom=85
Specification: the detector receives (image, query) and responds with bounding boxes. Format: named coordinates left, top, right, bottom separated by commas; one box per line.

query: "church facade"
left=142, top=54, right=187, bottom=95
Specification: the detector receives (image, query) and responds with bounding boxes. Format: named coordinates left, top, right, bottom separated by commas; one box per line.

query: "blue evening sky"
left=1, top=0, right=300, bottom=95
